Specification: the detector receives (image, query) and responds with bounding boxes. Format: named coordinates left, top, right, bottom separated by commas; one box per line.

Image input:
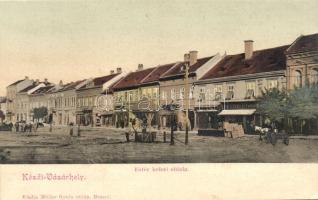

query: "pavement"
left=0, top=126, right=318, bottom=163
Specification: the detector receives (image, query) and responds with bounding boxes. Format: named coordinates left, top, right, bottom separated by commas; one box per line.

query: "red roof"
left=93, top=73, right=119, bottom=86
left=112, top=68, right=156, bottom=90
left=140, top=63, right=176, bottom=85
left=160, top=56, right=213, bottom=79
left=200, top=45, right=289, bottom=80
left=287, top=33, right=318, bottom=54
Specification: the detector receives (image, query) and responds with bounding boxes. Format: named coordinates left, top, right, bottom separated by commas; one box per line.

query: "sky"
left=0, top=0, right=317, bottom=96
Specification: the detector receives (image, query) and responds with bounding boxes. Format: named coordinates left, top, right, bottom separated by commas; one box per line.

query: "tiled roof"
left=78, top=73, right=120, bottom=90
left=140, top=63, right=176, bottom=85
left=58, top=80, right=86, bottom=92
left=93, top=73, right=119, bottom=86
left=18, top=82, right=52, bottom=93
left=112, top=68, right=156, bottom=90
left=8, top=79, right=24, bottom=87
left=160, top=56, right=213, bottom=79
left=200, top=45, right=289, bottom=80
left=286, top=33, right=318, bottom=54
left=31, top=85, right=55, bottom=95
left=19, top=84, right=39, bottom=93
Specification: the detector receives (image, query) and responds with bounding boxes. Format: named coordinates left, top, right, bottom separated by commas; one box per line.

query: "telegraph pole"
left=185, top=61, right=189, bottom=145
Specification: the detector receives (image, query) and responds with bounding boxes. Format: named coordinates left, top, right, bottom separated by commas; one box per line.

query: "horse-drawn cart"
left=255, top=126, right=289, bottom=145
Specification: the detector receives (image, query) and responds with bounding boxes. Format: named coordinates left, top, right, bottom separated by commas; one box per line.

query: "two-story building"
left=29, top=84, right=55, bottom=122
left=76, top=69, right=123, bottom=126
left=15, top=79, right=53, bottom=122
left=48, top=80, right=88, bottom=126
left=158, top=51, right=223, bottom=130
left=195, top=41, right=289, bottom=133
left=112, top=66, right=156, bottom=128
left=6, top=76, right=34, bottom=122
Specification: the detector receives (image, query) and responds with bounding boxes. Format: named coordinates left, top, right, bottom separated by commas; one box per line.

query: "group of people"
left=13, top=121, right=39, bottom=133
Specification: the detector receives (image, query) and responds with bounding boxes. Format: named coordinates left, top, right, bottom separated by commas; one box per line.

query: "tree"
left=288, top=85, right=318, bottom=134
left=33, top=107, right=48, bottom=122
left=257, top=88, right=288, bottom=126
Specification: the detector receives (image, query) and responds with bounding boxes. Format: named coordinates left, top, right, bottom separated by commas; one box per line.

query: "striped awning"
left=218, top=109, right=256, bottom=116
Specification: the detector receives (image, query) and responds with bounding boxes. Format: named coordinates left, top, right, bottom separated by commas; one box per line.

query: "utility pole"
left=185, top=62, right=189, bottom=145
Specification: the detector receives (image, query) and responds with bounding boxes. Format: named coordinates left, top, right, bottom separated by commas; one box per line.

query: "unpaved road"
left=0, top=127, right=318, bottom=163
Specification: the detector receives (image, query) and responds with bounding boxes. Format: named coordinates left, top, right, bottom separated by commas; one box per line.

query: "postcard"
left=0, top=0, right=317, bottom=199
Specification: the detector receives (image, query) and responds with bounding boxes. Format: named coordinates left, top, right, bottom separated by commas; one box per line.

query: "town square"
left=0, top=1, right=317, bottom=164
left=0, top=1, right=318, bottom=199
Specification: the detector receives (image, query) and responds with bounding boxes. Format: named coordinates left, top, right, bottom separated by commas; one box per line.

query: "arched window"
left=295, top=70, right=302, bottom=87
left=312, top=68, right=318, bottom=84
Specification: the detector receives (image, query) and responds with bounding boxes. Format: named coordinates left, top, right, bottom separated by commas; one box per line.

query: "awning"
left=218, top=109, right=256, bottom=116
left=197, top=109, right=218, bottom=112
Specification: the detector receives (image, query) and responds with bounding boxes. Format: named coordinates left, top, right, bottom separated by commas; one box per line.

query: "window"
left=189, top=87, right=194, bottom=99
left=180, top=87, right=185, bottom=99
left=171, top=89, right=176, bottom=100
left=153, top=88, right=158, bottom=99
left=312, top=69, right=318, bottom=84
left=295, top=70, right=302, bottom=87
left=245, top=81, right=256, bottom=99
left=161, top=91, right=167, bottom=100
left=226, top=85, right=234, bottom=100
left=214, top=85, right=222, bottom=101
left=199, top=87, right=205, bottom=102
left=267, top=79, right=278, bottom=89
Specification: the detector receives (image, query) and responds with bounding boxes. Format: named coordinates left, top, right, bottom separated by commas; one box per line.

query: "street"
left=0, top=126, right=318, bottom=163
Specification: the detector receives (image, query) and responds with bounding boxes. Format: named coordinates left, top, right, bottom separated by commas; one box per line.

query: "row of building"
left=3, top=33, right=318, bottom=133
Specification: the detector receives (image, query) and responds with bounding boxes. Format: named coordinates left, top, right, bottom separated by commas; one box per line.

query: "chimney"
left=35, top=79, right=40, bottom=84
left=25, top=76, right=29, bottom=80
left=137, top=64, right=143, bottom=71
left=244, top=40, right=254, bottom=60
left=44, top=78, right=48, bottom=84
left=110, top=70, right=115, bottom=75
left=184, top=53, right=190, bottom=62
left=59, top=80, right=63, bottom=86
left=116, top=67, right=122, bottom=74
left=189, top=50, right=198, bottom=66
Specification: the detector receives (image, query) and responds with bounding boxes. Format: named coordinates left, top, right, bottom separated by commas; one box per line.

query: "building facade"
left=15, top=81, right=52, bottom=122
left=76, top=71, right=122, bottom=126
left=112, top=66, right=156, bottom=128
left=286, top=33, right=318, bottom=89
left=48, top=80, right=87, bottom=126
left=195, top=41, right=289, bottom=133
left=158, top=51, right=223, bottom=130
left=6, top=77, right=34, bottom=123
